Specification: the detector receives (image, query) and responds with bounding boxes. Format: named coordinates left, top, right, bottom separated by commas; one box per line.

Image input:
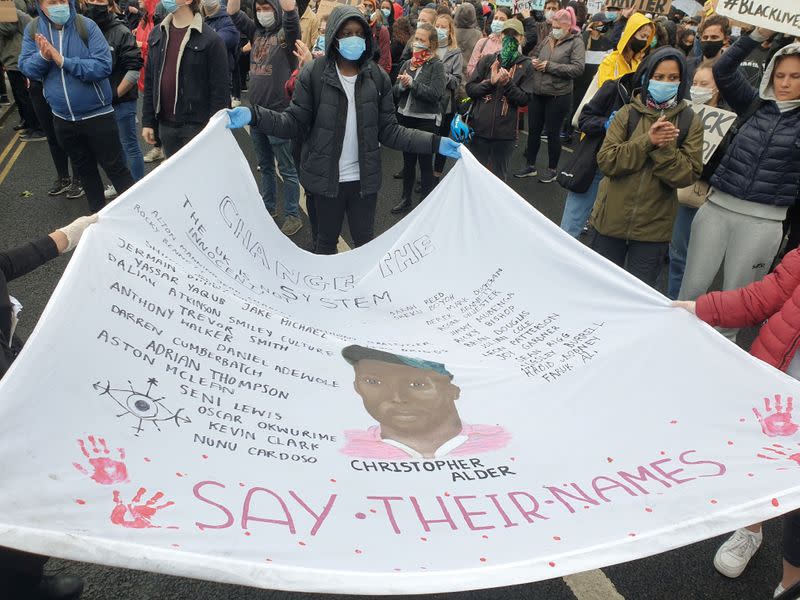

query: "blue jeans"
left=113, top=100, right=144, bottom=181
left=560, top=168, right=603, bottom=237
left=667, top=204, right=699, bottom=300
left=250, top=128, right=300, bottom=217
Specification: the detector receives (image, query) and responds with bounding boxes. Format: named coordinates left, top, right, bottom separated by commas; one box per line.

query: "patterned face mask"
left=499, top=34, right=519, bottom=69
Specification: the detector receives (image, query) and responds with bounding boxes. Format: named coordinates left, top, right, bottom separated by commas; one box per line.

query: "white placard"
left=717, top=0, right=800, bottom=37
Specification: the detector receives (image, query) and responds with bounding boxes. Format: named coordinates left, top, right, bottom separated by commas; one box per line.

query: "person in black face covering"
left=85, top=0, right=145, bottom=191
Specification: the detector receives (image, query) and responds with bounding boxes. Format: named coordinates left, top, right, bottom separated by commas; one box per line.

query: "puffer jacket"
left=0, top=10, right=30, bottom=71
left=18, top=0, right=113, bottom=121
left=250, top=6, right=440, bottom=197
left=394, top=56, right=445, bottom=118
left=697, top=249, right=800, bottom=372
left=710, top=36, right=800, bottom=208
left=529, top=30, right=585, bottom=97
left=466, top=52, right=534, bottom=141
left=593, top=94, right=703, bottom=242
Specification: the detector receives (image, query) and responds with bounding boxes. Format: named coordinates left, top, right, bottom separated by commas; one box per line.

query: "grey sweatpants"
left=678, top=200, right=783, bottom=341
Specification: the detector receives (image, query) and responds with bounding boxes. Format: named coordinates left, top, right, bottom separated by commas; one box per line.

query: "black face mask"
left=86, top=4, right=111, bottom=24
left=701, top=39, right=724, bottom=58
left=629, top=37, right=648, bottom=53
left=681, top=42, right=694, bottom=52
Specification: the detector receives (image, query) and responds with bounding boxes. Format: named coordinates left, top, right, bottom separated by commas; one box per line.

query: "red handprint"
left=757, top=443, right=800, bottom=466
left=753, top=395, right=799, bottom=438
left=73, top=436, right=129, bottom=485
left=110, top=488, right=174, bottom=529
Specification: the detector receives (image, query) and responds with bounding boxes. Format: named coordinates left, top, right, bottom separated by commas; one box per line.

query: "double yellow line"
left=0, top=132, right=26, bottom=187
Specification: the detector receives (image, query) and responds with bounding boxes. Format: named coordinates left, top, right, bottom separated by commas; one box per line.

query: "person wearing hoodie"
left=590, top=47, right=703, bottom=288
left=203, top=0, right=239, bottom=99
left=19, top=0, right=135, bottom=214
left=465, top=4, right=509, bottom=77
left=453, top=2, right=479, bottom=79
left=678, top=33, right=800, bottom=347
left=514, top=6, right=584, bottom=183
left=465, top=18, right=533, bottom=182
left=227, top=0, right=303, bottom=236
left=225, top=5, right=461, bottom=254
left=360, top=0, right=390, bottom=73
left=596, top=10, right=653, bottom=86
left=142, top=0, right=229, bottom=159
left=84, top=0, right=144, bottom=202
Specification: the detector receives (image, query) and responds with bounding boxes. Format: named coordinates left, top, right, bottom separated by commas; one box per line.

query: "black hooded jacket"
left=92, top=12, right=143, bottom=105
left=250, top=5, right=441, bottom=198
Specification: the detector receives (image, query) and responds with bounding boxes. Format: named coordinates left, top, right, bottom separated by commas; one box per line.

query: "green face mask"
left=499, top=35, right=519, bottom=69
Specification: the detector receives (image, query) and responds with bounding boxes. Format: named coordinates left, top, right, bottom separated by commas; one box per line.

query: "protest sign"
left=587, top=0, right=605, bottom=14
left=0, top=0, right=17, bottom=22
left=671, top=0, right=702, bottom=14
left=612, top=0, right=673, bottom=14
left=716, top=0, right=800, bottom=37
left=316, top=0, right=357, bottom=19
left=693, top=104, right=737, bottom=164
left=514, top=0, right=544, bottom=10
left=1, top=114, right=800, bottom=595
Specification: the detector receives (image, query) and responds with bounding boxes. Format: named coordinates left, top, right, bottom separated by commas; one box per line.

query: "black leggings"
left=28, top=81, right=71, bottom=180
left=590, top=232, right=668, bottom=289
left=399, top=115, right=436, bottom=198
left=310, top=180, right=377, bottom=255
left=526, top=92, right=572, bottom=169
left=433, top=112, right=453, bottom=174
left=785, top=510, right=800, bottom=567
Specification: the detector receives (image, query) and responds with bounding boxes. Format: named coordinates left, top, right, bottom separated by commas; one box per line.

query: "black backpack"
left=26, top=14, right=90, bottom=48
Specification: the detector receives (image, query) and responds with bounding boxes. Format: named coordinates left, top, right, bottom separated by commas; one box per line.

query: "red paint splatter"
left=670, top=420, right=678, bottom=425
left=660, top=451, right=666, bottom=456
left=143, top=457, right=151, bottom=462
left=369, top=509, right=377, bottom=513
left=444, top=492, right=450, bottom=497
left=548, top=561, right=556, bottom=567
left=110, top=488, right=174, bottom=529
left=201, top=454, right=208, bottom=459
left=773, top=498, right=780, bottom=507
left=509, top=457, right=516, bottom=461
left=239, top=483, right=245, bottom=487
left=75, top=499, right=86, bottom=505
left=176, top=472, right=184, bottom=478
left=171, top=544, right=180, bottom=548
left=355, top=549, right=363, bottom=554
left=583, top=505, right=590, bottom=509
left=740, top=417, right=746, bottom=423
left=544, top=500, right=555, bottom=504
left=710, top=499, right=718, bottom=504
left=645, top=507, right=653, bottom=513
left=244, top=531, right=252, bottom=537
left=479, top=557, right=487, bottom=563
left=265, top=558, right=272, bottom=563
left=394, top=568, right=402, bottom=572
left=481, top=534, right=489, bottom=539
left=420, top=537, right=427, bottom=542
left=552, top=536, right=561, bottom=541
left=330, top=479, right=337, bottom=483
left=607, top=457, right=614, bottom=463
left=298, top=541, right=306, bottom=546
left=727, top=441, right=734, bottom=446
left=355, top=512, right=366, bottom=520
left=628, top=533, right=636, bottom=537
left=747, top=473, right=755, bottom=477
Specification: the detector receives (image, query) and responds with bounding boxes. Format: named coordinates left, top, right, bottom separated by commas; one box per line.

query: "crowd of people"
left=0, top=0, right=799, bottom=597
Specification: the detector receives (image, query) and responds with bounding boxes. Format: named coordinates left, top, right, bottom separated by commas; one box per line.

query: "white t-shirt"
left=336, top=65, right=360, bottom=183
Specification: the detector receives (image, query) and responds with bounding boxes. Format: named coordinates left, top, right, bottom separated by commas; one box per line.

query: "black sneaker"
left=49, top=177, right=71, bottom=196
left=12, top=122, right=27, bottom=131
left=538, top=168, right=558, bottom=183
left=65, top=179, right=85, bottom=199
left=20, top=129, right=46, bottom=142
left=34, top=574, right=84, bottom=599
left=513, top=165, right=538, bottom=179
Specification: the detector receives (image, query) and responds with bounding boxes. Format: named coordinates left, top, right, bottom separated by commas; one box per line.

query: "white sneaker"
left=713, top=528, right=763, bottom=578
left=775, top=583, right=785, bottom=598
left=104, top=184, right=117, bottom=199
left=231, top=97, right=241, bottom=108
left=143, top=146, right=165, bottom=163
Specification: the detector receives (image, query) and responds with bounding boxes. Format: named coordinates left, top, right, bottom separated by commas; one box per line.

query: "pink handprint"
left=73, top=436, right=129, bottom=485
left=753, top=395, right=799, bottom=437
left=757, top=443, right=800, bottom=466
left=110, top=488, right=174, bottom=529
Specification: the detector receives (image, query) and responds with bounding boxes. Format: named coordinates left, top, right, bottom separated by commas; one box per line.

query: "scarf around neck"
left=411, top=48, right=434, bottom=69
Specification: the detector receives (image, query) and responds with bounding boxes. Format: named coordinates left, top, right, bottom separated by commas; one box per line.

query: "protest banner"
left=1, top=114, right=800, bottom=594
left=693, top=104, right=737, bottom=164
left=611, top=0, right=673, bottom=14
left=514, top=0, right=544, bottom=11
left=0, top=0, right=17, bottom=22
left=586, top=0, right=605, bottom=14
left=671, top=0, right=702, bottom=14
left=716, top=0, right=800, bottom=37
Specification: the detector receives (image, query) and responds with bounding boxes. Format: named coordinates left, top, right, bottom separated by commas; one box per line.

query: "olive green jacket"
left=592, top=96, right=704, bottom=243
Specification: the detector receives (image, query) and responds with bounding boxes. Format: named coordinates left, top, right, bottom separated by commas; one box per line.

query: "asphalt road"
left=0, top=98, right=784, bottom=600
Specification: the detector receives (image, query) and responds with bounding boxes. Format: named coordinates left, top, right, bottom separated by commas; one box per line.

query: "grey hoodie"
left=759, top=42, right=800, bottom=114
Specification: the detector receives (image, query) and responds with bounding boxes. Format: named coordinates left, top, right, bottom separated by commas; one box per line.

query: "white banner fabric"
left=716, top=0, right=800, bottom=37
left=1, top=114, right=800, bottom=595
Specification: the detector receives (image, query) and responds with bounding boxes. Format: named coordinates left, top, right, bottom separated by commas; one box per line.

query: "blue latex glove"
left=438, top=137, right=462, bottom=159
left=226, top=107, right=252, bottom=129
left=604, top=110, right=617, bottom=131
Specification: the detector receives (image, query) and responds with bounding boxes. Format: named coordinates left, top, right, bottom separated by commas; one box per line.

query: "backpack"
left=26, top=14, right=89, bottom=48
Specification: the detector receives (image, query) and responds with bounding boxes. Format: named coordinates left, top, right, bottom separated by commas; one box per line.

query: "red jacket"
left=372, top=22, right=392, bottom=74
left=697, top=249, right=800, bottom=372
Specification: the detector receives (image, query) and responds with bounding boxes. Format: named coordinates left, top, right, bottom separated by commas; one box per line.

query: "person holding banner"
left=590, top=46, right=703, bottom=287
left=225, top=5, right=462, bottom=254
left=0, top=213, right=97, bottom=600
left=678, top=31, right=800, bottom=344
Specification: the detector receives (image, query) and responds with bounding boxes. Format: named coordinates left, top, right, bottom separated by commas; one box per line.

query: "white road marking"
left=564, top=570, right=625, bottom=600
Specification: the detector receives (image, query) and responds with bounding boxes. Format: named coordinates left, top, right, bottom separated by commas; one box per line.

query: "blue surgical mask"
left=605, top=11, right=617, bottom=21
left=162, top=0, right=179, bottom=13
left=436, top=27, right=447, bottom=43
left=316, top=34, right=325, bottom=50
left=47, top=3, right=71, bottom=25
left=490, top=19, right=503, bottom=34
left=648, top=80, right=680, bottom=103
left=381, top=7, right=390, bottom=18
left=337, top=35, right=366, bottom=60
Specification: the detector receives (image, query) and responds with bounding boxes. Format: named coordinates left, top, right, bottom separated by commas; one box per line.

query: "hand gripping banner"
left=1, top=114, right=799, bottom=594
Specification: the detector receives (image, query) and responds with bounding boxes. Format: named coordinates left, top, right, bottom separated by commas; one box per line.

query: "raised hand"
left=293, top=39, right=313, bottom=68
left=754, top=394, right=799, bottom=438
left=110, top=488, right=174, bottom=529
left=278, top=0, right=296, bottom=12
left=73, top=435, right=129, bottom=485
